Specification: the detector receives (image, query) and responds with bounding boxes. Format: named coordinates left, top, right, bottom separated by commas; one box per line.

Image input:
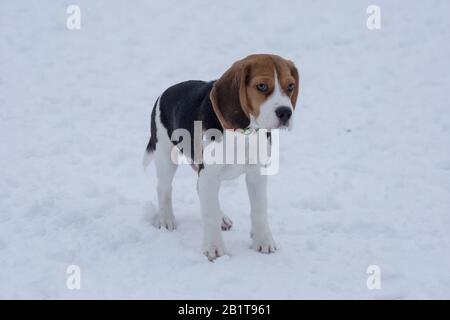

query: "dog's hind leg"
left=151, top=101, right=178, bottom=231
left=153, top=148, right=177, bottom=230
left=196, top=179, right=232, bottom=231
left=220, top=212, right=233, bottom=231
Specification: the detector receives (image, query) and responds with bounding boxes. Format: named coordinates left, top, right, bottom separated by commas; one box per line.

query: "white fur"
left=246, top=166, right=276, bottom=253
left=198, top=160, right=275, bottom=260
left=151, top=99, right=178, bottom=230
left=198, top=130, right=274, bottom=260
left=142, top=150, right=154, bottom=169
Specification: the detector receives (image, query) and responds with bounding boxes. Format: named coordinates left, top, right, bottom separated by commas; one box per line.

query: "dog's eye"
left=287, top=83, right=295, bottom=92
left=256, top=83, right=268, bottom=93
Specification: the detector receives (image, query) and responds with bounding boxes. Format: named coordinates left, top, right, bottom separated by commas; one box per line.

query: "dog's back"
left=144, top=80, right=221, bottom=164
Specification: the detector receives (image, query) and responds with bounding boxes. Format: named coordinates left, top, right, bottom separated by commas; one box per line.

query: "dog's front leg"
left=198, top=165, right=227, bottom=261
left=246, top=168, right=277, bottom=253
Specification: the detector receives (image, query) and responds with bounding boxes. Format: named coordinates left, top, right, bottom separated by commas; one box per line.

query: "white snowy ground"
left=1, top=0, right=450, bottom=299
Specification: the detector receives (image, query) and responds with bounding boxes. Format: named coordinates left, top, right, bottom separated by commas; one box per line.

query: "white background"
left=0, top=0, right=449, bottom=298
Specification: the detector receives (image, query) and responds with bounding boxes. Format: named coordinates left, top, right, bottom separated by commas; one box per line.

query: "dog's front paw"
left=152, top=213, right=177, bottom=231
left=252, top=234, right=277, bottom=254
left=203, top=237, right=227, bottom=261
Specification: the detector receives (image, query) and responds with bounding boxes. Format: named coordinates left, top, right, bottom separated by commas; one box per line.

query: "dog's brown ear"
left=288, top=60, right=300, bottom=108
left=210, top=61, right=251, bottom=129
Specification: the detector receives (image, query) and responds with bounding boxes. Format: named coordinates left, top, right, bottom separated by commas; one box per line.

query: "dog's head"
left=210, top=54, right=300, bottom=130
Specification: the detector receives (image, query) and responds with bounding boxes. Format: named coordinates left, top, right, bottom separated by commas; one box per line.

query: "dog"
left=144, top=54, right=299, bottom=260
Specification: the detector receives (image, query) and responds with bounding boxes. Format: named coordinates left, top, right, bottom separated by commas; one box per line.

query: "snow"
left=1, top=0, right=450, bottom=299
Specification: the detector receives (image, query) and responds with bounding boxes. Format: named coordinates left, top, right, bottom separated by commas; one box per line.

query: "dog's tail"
left=142, top=149, right=154, bottom=169
left=142, top=98, right=159, bottom=170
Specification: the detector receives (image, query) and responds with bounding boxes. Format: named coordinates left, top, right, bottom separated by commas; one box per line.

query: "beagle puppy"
left=144, top=54, right=299, bottom=260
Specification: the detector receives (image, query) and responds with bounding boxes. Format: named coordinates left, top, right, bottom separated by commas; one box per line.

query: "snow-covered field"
left=1, top=0, right=449, bottom=299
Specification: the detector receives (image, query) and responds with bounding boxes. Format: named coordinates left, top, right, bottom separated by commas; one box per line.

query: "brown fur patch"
left=210, top=54, right=299, bottom=129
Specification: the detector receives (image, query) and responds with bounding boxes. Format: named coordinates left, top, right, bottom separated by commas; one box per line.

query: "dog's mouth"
left=276, top=123, right=289, bottom=129
left=275, top=120, right=291, bottom=130
left=255, top=122, right=290, bottom=130
left=250, top=117, right=291, bottom=131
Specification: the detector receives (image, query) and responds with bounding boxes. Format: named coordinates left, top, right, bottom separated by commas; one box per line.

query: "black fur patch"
left=157, top=80, right=223, bottom=161
left=145, top=99, right=159, bottom=153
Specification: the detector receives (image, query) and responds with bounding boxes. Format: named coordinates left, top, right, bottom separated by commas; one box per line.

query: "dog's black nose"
left=275, top=106, right=292, bottom=123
